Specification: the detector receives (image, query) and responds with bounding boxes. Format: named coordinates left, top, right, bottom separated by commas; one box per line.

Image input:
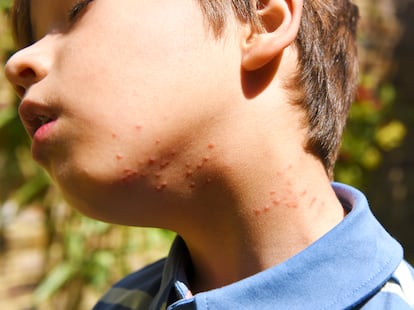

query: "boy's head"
left=10, top=0, right=359, bottom=179
left=5, top=0, right=359, bottom=227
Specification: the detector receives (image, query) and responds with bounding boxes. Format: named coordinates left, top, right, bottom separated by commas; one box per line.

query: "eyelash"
left=68, top=0, right=94, bottom=23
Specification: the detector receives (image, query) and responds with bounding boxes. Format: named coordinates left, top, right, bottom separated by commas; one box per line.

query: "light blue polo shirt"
left=94, top=183, right=414, bottom=309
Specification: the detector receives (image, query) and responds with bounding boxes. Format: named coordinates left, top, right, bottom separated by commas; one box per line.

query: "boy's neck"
left=176, top=148, right=346, bottom=294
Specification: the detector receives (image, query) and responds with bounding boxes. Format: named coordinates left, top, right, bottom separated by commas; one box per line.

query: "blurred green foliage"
left=336, top=81, right=406, bottom=187
left=0, top=0, right=409, bottom=309
left=0, top=0, right=10, bottom=12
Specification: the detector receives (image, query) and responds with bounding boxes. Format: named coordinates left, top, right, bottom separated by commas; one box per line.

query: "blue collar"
left=157, top=183, right=403, bottom=309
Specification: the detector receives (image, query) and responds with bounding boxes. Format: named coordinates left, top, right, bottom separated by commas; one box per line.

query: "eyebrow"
left=11, top=0, right=34, bottom=48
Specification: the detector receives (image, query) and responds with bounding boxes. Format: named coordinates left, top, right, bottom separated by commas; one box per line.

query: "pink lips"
left=33, top=119, right=57, bottom=141
left=19, top=99, right=57, bottom=140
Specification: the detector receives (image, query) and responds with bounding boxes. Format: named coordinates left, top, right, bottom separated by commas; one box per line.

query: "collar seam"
left=321, top=255, right=398, bottom=310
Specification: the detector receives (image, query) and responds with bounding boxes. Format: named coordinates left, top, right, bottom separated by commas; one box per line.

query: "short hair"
left=10, top=0, right=31, bottom=49
left=10, top=0, right=359, bottom=177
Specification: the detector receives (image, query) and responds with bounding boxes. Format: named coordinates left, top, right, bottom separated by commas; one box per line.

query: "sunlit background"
left=1, top=0, right=413, bottom=309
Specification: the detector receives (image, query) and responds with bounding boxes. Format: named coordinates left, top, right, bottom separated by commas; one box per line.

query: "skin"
left=5, top=0, right=346, bottom=294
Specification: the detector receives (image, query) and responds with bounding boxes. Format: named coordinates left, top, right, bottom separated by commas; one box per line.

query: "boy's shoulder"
left=362, top=260, right=414, bottom=309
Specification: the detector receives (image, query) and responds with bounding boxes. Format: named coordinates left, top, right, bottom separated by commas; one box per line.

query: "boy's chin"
left=48, top=160, right=189, bottom=226
left=59, top=189, right=140, bottom=225
left=55, top=175, right=165, bottom=226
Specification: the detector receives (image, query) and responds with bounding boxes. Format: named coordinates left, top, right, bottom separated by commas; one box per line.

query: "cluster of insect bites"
left=111, top=124, right=216, bottom=193
left=110, top=124, right=319, bottom=217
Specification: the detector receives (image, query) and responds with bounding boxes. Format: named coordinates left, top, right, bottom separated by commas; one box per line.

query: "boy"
left=5, top=0, right=414, bottom=309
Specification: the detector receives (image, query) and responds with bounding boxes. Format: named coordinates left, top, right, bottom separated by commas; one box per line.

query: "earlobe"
left=241, top=0, right=303, bottom=71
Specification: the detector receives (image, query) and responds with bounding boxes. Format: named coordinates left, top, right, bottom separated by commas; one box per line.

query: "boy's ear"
left=241, top=0, right=303, bottom=71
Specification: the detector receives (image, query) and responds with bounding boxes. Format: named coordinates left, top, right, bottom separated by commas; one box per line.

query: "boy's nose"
left=4, top=45, right=51, bottom=98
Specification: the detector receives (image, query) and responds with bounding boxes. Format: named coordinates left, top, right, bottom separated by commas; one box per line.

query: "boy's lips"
left=19, top=99, right=58, bottom=138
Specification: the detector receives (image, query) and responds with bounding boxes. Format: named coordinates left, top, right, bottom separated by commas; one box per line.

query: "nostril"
left=10, top=68, right=37, bottom=98
left=19, top=67, right=36, bottom=80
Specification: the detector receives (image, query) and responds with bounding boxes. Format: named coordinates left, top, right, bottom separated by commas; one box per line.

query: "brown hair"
left=10, top=0, right=359, bottom=177
left=10, top=0, right=32, bottom=49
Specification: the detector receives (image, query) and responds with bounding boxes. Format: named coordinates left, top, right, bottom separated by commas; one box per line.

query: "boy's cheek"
left=45, top=130, right=218, bottom=219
